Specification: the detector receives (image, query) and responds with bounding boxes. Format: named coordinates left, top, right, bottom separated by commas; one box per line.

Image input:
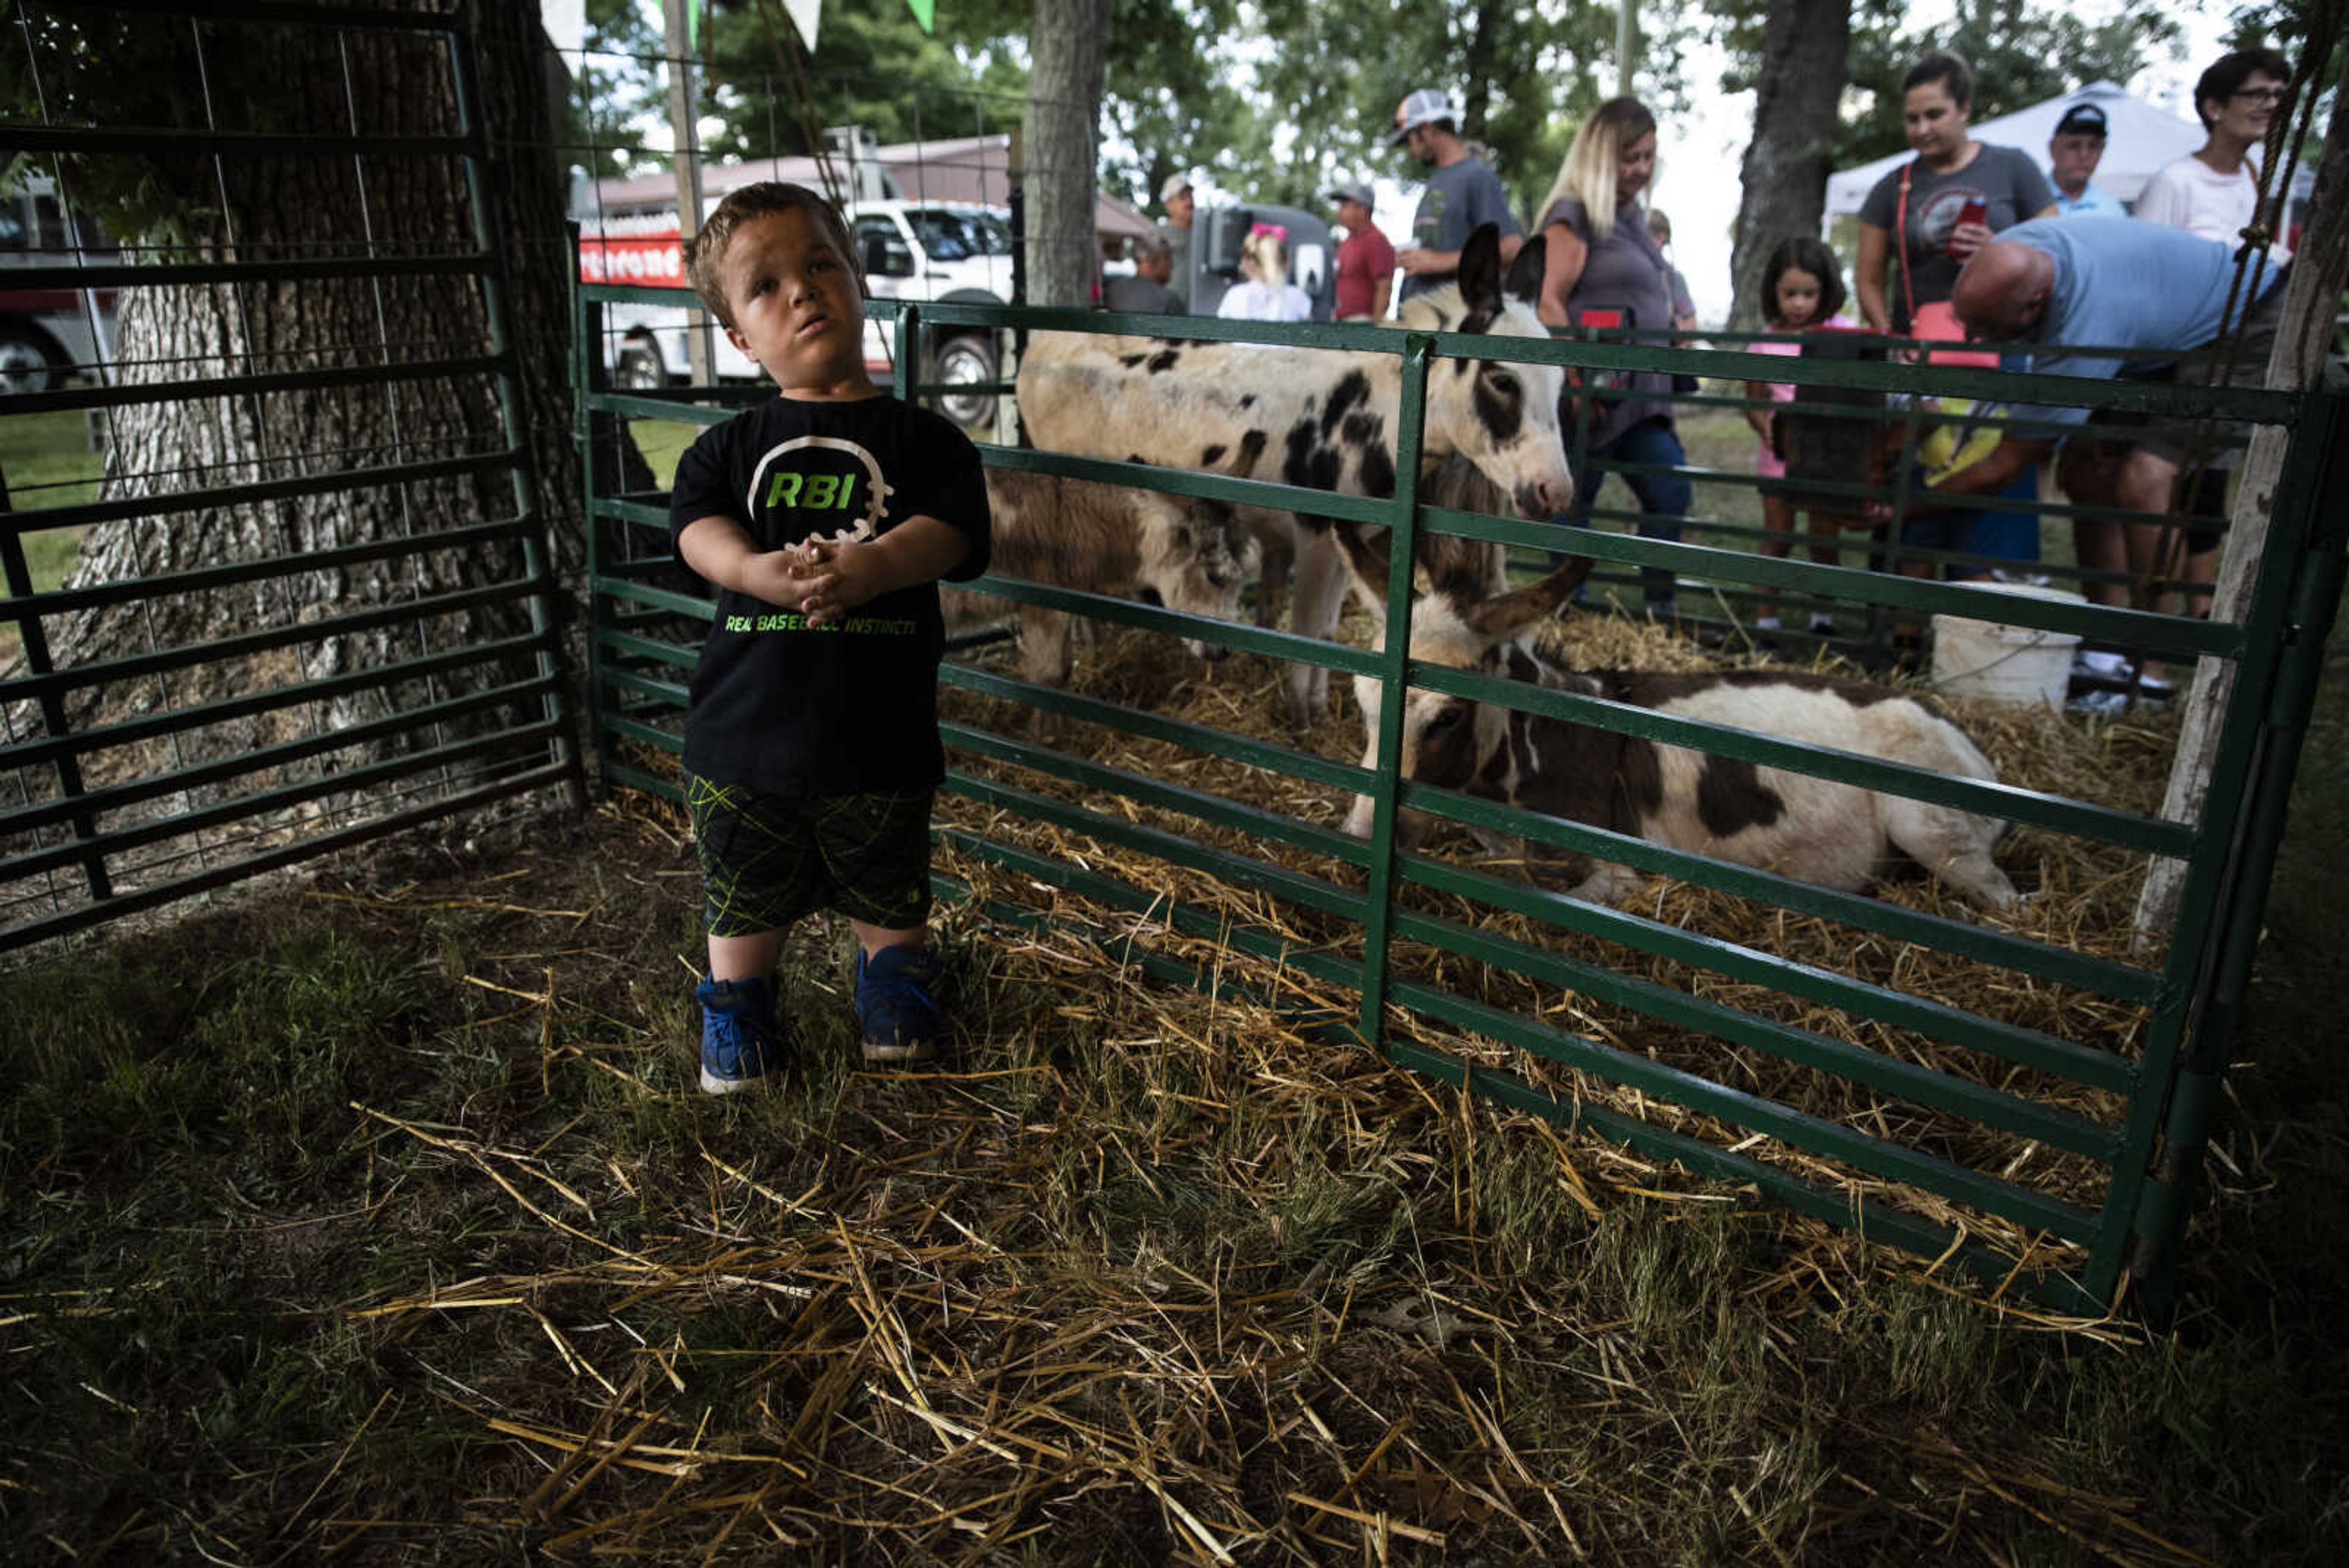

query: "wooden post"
left=2133, top=59, right=2349, bottom=947
left=662, top=0, right=712, bottom=387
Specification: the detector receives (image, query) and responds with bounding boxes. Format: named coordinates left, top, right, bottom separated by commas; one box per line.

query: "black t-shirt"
left=667, top=395, right=991, bottom=795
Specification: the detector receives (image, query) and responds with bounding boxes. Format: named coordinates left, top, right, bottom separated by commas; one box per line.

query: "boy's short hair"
left=2193, top=47, right=2291, bottom=129
left=685, top=182, right=862, bottom=327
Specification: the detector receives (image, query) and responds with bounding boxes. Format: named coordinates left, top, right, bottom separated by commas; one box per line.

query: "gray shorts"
left=2081, top=269, right=2288, bottom=469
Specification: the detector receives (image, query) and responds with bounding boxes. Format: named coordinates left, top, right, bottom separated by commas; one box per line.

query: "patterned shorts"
left=687, top=776, right=935, bottom=936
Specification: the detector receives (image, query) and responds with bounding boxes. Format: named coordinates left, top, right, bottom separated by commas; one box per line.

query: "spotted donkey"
left=1332, top=524, right=2019, bottom=910
left=1015, top=224, right=1570, bottom=726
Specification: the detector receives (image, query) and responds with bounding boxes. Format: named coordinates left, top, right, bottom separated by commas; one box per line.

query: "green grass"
left=1, top=408, right=102, bottom=596
left=628, top=416, right=695, bottom=490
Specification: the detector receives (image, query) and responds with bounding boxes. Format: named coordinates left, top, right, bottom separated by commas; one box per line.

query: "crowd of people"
left=1119, top=45, right=2296, bottom=683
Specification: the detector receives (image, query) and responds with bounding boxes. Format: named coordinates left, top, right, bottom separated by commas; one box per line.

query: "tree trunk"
left=1727, top=0, right=1850, bottom=330
left=1022, top=0, right=1110, bottom=308
left=1461, top=0, right=1501, bottom=144
left=46, top=1, right=574, bottom=748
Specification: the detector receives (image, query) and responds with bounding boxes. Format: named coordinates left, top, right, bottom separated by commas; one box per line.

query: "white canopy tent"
left=1823, top=80, right=2314, bottom=219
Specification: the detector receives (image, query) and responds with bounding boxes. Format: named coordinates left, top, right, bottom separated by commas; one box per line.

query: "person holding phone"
left=1534, top=97, right=1690, bottom=615
left=1855, top=53, right=2057, bottom=355
left=1854, top=52, right=2058, bottom=592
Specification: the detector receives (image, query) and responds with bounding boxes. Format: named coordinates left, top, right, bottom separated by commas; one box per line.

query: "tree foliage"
left=1201, top=0, right=1636, bottom=224
left=1840, top=0, right=2183, bottom=162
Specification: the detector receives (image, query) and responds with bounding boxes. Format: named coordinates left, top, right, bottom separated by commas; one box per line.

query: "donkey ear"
left=1330, top=521, right=1392, bottom=606
left=1503, top=232, right=1546, bottom=305
left=1456, top=223, right=1502, bottom=315
left=1463, top=554, right=1593, bottom=639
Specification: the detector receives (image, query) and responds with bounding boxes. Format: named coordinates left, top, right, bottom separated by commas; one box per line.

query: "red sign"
left=579, top=225, right=685, bottom=286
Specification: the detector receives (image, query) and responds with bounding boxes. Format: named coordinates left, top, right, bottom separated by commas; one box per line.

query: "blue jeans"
left=1899, top=466, right=2041, bottom=579
left=1553, top=415, right=1690, bottom=609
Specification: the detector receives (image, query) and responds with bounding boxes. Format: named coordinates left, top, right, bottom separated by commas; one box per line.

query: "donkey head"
left=1397, top=225, right=1571, bottom=521
left=1333, top=521, right=1592, bottom=841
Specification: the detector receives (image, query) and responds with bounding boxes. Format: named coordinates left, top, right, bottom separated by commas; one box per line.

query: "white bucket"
left=1930, top=581, right=2086, bottom=710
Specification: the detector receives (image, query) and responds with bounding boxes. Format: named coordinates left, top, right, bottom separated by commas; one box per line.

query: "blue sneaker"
left=855, top=945, right=943, bottom=1065
left=696, top=974, right=785, bottom=1093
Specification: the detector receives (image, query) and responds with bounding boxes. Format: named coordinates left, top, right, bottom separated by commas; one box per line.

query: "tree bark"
left=45, top=1, right=575, bottom=748
left=1022, top=0, right=1110, bottom=308
left=1727, top=0, right=1849, bottom=330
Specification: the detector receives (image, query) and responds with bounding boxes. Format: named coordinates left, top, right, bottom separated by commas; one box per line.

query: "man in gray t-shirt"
left=1104, top=229, right=1186, bottom=315
left=1389, top=87, right=1522, bottom=303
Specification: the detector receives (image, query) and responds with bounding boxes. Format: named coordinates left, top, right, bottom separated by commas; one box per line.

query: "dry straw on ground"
left=932, top=598, right=2188, bottom=1284
left=272, top=784, right=2205, bottom=1564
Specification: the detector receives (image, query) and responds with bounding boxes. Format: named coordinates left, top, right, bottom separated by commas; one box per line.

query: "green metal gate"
left=1, top=1, right=582, bottom=951
left=584, top=283, right=2343, bottom=1314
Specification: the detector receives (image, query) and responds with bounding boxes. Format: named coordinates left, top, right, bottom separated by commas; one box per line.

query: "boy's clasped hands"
left=743, top=536, right=878, bottom=626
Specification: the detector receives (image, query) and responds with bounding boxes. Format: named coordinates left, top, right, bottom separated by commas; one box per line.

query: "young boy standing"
left=669, top=183, right=991, bottom=1091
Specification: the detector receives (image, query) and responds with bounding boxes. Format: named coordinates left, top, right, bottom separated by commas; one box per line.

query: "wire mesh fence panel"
left=1, top=1, right=583, bottom=951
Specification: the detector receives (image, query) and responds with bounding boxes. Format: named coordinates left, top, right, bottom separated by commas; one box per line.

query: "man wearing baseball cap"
left=1154, top=170, right=1197, bottom=302
left=1157, top=171, right=1195, bottom=229
left=1327, top=180, right=1396, bottom=321
left=1389, top=87, right=1521, bottom=303
left=2047, top=101, right=2124, bottom=217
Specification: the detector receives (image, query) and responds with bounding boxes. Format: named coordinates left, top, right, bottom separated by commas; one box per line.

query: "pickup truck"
left=0, top=173, right=116, bottom=395
left=577, top=197, right=1014, bottom=432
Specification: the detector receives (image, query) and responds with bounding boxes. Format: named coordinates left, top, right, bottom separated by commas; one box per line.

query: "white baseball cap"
left=1391, top=88, right=1457, bottom=145
left=1159, top=171, right=1193, bottom=203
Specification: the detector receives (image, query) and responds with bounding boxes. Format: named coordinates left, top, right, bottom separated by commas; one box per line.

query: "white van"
left=0, top=173, right=116, bottom=394
left=577, top=195, right=1014, bottom=432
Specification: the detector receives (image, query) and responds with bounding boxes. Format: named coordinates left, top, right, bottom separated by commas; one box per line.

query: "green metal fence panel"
left=581, top=242, right=2338, bottom=1313
left=1, top=1, right=583, bottom=951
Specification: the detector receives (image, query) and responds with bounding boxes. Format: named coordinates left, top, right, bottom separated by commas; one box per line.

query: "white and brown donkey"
left=1333, top=526, right=2020, bottom=910
left=1015, top=224, right=1569, bottom=726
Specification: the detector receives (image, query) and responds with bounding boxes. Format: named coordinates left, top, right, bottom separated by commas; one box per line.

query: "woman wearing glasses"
left=2135, top=48, right=2294, bottom=262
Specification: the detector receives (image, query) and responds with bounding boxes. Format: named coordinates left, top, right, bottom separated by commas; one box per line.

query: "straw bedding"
left=930, top=598, right=2189, bottom=1278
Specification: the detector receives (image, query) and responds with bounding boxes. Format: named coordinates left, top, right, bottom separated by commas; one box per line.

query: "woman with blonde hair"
left=1215, top=225, right=1313, bottom=322
left=1534, top=96, right=1687, bottom=615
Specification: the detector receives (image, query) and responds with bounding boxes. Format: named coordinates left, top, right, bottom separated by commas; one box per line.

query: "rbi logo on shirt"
left=745, top=435, right=896, bottom=545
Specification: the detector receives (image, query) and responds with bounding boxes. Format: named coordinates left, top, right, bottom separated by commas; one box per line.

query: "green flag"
left=905, top=0, right=934, bottom=32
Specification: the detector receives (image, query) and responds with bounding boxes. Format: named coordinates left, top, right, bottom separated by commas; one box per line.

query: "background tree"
left=5, top=1, right=578, bottom=741
left=1723, top=0, right=1851, bottom=330
left=1238, top=0, right=1627, bottom=223
left=570, top=0, right=666, bottom=177
left=685, top=0, right=1031, bottom=160
left=1100, top=0, right=1252, bottom=214
left=1025, top=0, right=1111, bottom=305
left=1835, top=0, right=2181, bottom=163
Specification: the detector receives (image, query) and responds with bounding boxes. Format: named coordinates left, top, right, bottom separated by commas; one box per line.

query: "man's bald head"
left=1951, top=240, right=2056, bottom=342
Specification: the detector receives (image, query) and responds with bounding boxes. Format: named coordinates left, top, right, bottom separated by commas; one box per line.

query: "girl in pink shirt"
left=1746, top=237, right=1858, bottom=634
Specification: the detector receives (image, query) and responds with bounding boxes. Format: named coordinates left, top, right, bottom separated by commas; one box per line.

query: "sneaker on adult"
left=697, top=973, right=787, bottom=1094
left=856, top=945, right=944, bottom=1065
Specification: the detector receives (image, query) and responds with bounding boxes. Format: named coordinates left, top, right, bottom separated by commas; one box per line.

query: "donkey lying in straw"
left=1015, top=223, right=1567, bottom=726
left=1332, top=525, right=2019, bottom=910
left=944, top=470, right=1260, bottom=688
